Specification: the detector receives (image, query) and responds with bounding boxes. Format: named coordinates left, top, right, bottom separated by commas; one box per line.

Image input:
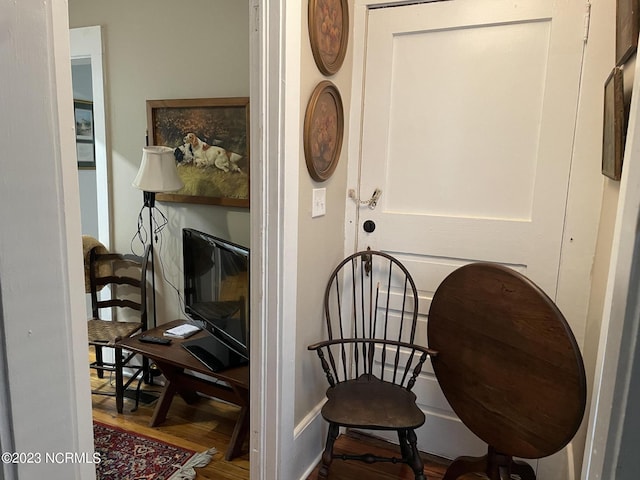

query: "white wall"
left=294, top=0, right=353, bottom=425
left=290, top=0, right=356, bottom=475
left=582, top=42, right=640, bottom=477
left=68, top=0, right=251, bottom=325
left=564, top=0, right=617, bottom=476
left=0, top=1, right=95, bottom=478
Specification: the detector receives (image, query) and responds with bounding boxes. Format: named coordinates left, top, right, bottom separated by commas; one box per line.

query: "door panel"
left=356, top=0, right=585, bottom=459
left=384, top=20, right=549, bottom=220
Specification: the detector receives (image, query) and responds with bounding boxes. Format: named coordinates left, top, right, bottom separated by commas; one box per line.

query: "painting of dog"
left=182, top=133, right=243, bottom=172
left=147, top=97, right=249, bottom=207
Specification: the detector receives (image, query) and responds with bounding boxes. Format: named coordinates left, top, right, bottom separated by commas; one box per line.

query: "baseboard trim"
left=294, top=398, right=324, bottom=439
left=294, top=399, right=326, bottom=480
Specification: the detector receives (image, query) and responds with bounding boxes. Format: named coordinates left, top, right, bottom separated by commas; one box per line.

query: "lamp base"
left=143, top=190, right=156, bottom=209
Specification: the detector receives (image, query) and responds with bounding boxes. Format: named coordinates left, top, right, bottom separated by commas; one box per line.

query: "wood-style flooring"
left=305, top=431, right=449, bottom=480
left=91, top=366, right=249, bottom=480
left=91, top=362, right=449, bottom=480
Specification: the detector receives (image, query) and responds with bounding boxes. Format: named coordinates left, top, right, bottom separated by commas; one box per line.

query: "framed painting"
left=602, top=67, right=625, bottom=181
left=76, top=141, right=95, bottom=169
left=308, top=0, right=349, bottom=75
left=616, top=0, right=640, bottom=66
left=147, top=97, right=250, bottom=207
left=303, top=81, right=344, bottom=182
left=74, top=100, right=95, bottom=168
left=74, top=100, right=94, bottom=141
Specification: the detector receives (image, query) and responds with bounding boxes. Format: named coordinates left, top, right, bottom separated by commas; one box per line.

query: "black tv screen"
left=182, top=228, right=249, bottom=361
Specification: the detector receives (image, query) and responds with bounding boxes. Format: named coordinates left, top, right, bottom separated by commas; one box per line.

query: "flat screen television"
left=182, top=228, right=249, bottom=370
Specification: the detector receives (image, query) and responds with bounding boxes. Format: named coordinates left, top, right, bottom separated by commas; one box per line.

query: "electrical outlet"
left=312, top=188, right=326, bottom=217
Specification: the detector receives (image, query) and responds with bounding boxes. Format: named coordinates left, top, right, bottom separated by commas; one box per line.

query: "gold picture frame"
left=308, top=0, right=349, bottom=76
left=303, top=81, right=344, bottom=182
left=147, top=97, right=250, bottom=207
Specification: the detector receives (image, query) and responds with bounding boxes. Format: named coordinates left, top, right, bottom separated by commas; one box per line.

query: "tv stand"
left=117, top=320, right=249, bottom=461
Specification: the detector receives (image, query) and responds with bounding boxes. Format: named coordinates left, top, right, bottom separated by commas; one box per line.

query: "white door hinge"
left=583, top=2, right=592, bottom=43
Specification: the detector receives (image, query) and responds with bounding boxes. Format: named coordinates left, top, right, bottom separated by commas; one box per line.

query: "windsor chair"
left=308, top=250, right=438, bottom=479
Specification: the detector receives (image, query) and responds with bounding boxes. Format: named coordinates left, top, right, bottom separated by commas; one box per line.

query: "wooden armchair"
left=87, top=245, right=151, bottom=413
left=308, top=250, right=438, bottom=479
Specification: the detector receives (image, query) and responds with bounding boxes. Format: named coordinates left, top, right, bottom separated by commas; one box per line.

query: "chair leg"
left=95, top=345, right=104, bottom=378
left=131, top=372, right=144, bottom=412
left=407, top=429, right=426, bottom=480
left=115, top=346, right=124, bottom=414
left=398, top=429, right=412, bottom=462
left=143, top=355, right=151, bottom=384
left=319, top=423, right=339, bottom=479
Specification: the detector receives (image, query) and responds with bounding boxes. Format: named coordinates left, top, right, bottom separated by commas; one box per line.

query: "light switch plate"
left=312, top=188, right=326, bottom=217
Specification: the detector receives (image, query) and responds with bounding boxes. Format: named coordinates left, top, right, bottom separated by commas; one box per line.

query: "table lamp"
left=132, top=146, right=183, bottom=329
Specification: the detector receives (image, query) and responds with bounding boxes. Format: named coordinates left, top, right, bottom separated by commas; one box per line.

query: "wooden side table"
left=117, top=319, right=250, bottom=461
left=428, top=264, right=586, bottom=480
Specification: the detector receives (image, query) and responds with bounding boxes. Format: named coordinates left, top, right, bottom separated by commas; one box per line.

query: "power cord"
left=130, top=203, right=168, bottom=257
left=130, top=201, right=189, bottom=319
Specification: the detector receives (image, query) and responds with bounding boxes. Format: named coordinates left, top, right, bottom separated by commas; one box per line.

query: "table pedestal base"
left=443, top=446, right=536, bottom=480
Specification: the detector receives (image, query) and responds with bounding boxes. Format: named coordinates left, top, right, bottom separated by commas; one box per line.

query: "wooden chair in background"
left=308, top=250, right=438, bottom=480
left=87, top=245, right=151, bottom=413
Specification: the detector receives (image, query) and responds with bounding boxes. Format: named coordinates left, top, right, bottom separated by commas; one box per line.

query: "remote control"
left=139, top=335, right=172, bottom=345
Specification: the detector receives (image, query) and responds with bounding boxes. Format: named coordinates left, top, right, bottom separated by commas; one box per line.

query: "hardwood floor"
left=305, top=431, right=449, bottom=480
left=91, top=361, right=449, bottom=479
left=91, top=366, right=249, bottom=480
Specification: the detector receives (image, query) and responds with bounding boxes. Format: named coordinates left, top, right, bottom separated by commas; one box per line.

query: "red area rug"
left=93, top=421, right=216, bottom=480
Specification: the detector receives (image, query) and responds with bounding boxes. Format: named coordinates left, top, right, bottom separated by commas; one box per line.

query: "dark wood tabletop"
left=428, top=263, right=586, bottom=460
left=117, top=319, right=250, bottom=460
left=118, top=319, right=249, bottom=388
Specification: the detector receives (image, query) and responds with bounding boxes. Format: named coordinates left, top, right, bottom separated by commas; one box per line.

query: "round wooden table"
left=428, top=263, right=586, bottom=480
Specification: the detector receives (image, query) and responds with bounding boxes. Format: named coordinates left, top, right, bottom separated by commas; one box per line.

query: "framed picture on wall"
left=308, top=0, right=349, bottom=75
left=602, top=67, right=625, bottom=181
left=76, top=141, right=95, bottom=169
left=74, top=100, right=95, bottom=168
left=303, top=81, right=344, bottom=182
left=147, top=97, right=250, bottom=207
left=616, top=0, right=640, bottom=66
left=74, top=100, right=94, bottom=141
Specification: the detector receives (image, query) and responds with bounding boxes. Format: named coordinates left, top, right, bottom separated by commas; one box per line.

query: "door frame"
left=69, top=26, right=110, bottom=250
left=249, top=0, right=301, bottom=478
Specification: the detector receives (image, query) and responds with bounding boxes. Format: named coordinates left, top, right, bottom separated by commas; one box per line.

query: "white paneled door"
left=354, top=0, right=586, bottom=459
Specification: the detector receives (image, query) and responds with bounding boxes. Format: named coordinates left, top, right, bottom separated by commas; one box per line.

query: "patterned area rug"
left=93, top=421, right=216, bottom=480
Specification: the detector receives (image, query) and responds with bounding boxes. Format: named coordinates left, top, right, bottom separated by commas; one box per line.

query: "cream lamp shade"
left=132, top=146, right=184, bottom=192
